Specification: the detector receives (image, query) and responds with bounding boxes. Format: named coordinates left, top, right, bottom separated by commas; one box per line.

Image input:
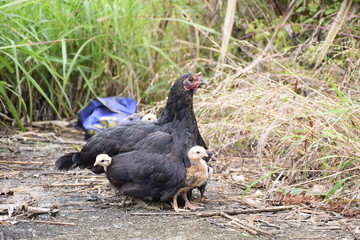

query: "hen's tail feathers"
left=55, top=152, right=80, bottom=171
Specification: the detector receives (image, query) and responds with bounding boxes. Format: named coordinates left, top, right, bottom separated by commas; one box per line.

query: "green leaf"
left=241, top=168, right=283, bottom=198
left=281, top=135, right=304, bottom=140
left=283, top=188, right=307, bottom=195
left=325, top=176, right=353, bottom=199
left=325, top=8, right=336, bottom=15
left=296, top=6, right=305, bottom=13
left=329, top=78, right=344, bottom=101
left=308, top=2, right=319, bottom=13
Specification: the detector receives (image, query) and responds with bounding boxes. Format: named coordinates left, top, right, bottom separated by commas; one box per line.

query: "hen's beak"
left=204, top=150, right=216, bottom=162
left=208, top=155, right=216, bottom=162
left=197, top=72, right=208, bottom=85
left=201, top=79, right=209, bottom=85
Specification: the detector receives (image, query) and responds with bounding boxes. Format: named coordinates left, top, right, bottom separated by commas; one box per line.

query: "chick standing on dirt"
left=172, top=146, right=209, bottom=212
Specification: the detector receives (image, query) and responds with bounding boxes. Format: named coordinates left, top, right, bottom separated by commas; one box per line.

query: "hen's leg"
left=199, top=183, right=207, bottom=201
left=172, top=193, right=189, bottom=212
left=181, top=191, right=203, bottom=210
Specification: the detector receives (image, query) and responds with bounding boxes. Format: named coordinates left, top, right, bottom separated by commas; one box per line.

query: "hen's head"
left=158, top=72, right=208, bottom=124
left=178, top=72, right=208, bottom=92
left=188, top=146, right=209, bottom=162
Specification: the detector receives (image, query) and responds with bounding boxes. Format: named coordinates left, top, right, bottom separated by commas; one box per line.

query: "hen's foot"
left=184, top=202, right=203, bottom=211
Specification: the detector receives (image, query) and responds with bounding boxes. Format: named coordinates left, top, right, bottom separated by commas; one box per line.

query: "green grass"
left=0, top=0, right=216, bottom=123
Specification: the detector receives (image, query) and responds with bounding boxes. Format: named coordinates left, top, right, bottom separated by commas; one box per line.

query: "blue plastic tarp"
left=77, top=96, right=140, bottom=139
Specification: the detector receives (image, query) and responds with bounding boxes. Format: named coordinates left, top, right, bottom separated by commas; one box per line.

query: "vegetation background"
left=1, top=0, right=359, bottom=208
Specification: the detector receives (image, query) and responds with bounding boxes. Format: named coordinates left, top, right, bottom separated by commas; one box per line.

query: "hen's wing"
left=106, top=131, right=188, bottom=201
left=55, top=121, right=159, bottom=173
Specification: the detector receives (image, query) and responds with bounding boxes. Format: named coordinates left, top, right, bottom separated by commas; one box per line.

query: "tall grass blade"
left=61, top=39, right=67, bottom=85
left=314, top=0, right=353, bottom=68
left=219, top=0, right=236, bottom=64
left=1, top=51, right=59, bottom=118
left=0, top=0, right=29, bottom=10
left=0, top=82, right=25, bottom=131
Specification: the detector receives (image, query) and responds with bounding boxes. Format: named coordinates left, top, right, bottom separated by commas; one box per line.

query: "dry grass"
left=191, top=51, right=360, bottom=200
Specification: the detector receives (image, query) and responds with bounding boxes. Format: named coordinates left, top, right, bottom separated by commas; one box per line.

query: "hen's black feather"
left=55, top=72, right=208, bottom=200
left=105, top=131, right=188, bottom=201
left=55, top=153, right=78, bottom=171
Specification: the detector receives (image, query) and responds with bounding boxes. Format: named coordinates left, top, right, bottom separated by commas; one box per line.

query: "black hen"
left=55, top=72, right=210, bottom=201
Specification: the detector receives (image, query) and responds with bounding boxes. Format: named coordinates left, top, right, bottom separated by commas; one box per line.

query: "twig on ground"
left=300, top=209, right=326, bottom=215
left=78, top=186, right=100, bottom=193
left=32, top=220, right=76, bottom=226
left=64, top=210, right=97, bottom=213
left=230, top=220, right=258, bottom=234
left=80, top=175, right=107, bottom=178
left=30, top=120, right=70, bottom=128
left=221, top=212, right=273, bottom=236
left=0, top=204, right=58, bottom=217
left=130, top=205, right=294, bottom=217
left=255, top=219, right=282, bottom=229
left=0, top=160, right=44, bottom=166
left=58, top=202, right=93, bottom=207
left=10, top=132, right=83, bottom=145
left=11, top=136, right=83, bottom=145
left=312, top=226, right=342, bottom=230
left=43, top=183, right=93, bottom=188
left=25, top=206, right=59, bottom=215
left=0, top=166, right=43, bottom=170
left=221, top=212, right=257, bottom=235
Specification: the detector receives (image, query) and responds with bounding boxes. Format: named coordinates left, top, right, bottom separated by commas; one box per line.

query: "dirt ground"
left=0, top=127, right=359, bottom=240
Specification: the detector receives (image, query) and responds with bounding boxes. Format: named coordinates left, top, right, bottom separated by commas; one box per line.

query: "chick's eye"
left=188, top=77, right=194, bottom=82
left=101, top=160, right=104, bottom=162
left=196, top=151, right=200, bottom=154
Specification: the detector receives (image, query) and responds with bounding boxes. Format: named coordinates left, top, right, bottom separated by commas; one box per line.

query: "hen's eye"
left=189, top=77, right=194, bottom=82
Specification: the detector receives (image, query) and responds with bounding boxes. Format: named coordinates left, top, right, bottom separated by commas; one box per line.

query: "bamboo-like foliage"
left=0, top=0, right=219, bottom=124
